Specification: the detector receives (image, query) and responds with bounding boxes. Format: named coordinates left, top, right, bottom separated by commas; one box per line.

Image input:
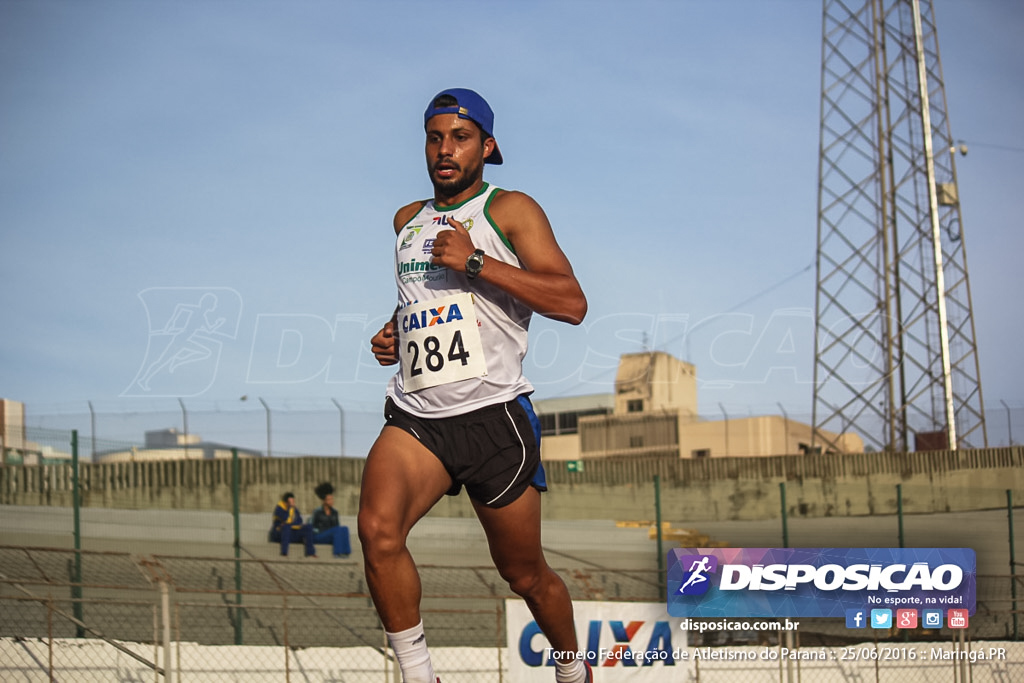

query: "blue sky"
left=1, top=0, right=1021, bottom=454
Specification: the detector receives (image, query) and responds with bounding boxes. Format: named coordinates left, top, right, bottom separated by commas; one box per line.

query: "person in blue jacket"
left=311, top=482, right=351, bottom=557
left=270, top=491, right=316, bottom=557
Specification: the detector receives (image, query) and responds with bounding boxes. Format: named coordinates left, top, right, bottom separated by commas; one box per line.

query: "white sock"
left=554, top=656, right=586, bottom=682
left=386, top=620, right=436, bottom=683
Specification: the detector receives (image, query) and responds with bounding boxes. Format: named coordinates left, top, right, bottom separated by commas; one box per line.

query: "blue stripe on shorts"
left=517, top=395, right=547, bottom=491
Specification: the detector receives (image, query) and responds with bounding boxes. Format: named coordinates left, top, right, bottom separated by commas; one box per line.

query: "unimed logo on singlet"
left=397, top=257, right=447, bottom=284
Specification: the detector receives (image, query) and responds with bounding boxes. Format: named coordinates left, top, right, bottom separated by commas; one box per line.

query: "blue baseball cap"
left=423, top=88, right=503, bottom=165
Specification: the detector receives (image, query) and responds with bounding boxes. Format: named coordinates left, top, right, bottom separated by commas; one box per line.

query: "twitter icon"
left=871, top=609, right=893, bottom=629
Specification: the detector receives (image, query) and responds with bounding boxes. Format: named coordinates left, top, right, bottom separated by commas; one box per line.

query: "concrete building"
left=94, top=428, right=263, bottom=463
left=534, top=351, right=861, bottom=462
left=0, top=398, right=70, bottom=465
left=0, top=398, right=26, bottom=453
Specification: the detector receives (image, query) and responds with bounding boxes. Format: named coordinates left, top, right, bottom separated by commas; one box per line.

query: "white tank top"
left=386, top=183, right=534, bottom=417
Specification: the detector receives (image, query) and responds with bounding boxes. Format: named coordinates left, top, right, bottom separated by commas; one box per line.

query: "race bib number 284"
left=398, top=293, right=487, bottom=392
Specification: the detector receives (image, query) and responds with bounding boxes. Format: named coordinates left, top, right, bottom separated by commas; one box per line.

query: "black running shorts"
left=383, top=395, right=548, bottom=508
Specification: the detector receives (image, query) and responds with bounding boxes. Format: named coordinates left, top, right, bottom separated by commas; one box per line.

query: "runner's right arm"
left=370, top=202, right=426, bottom=367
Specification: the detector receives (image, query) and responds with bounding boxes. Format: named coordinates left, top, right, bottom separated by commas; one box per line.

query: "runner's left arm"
left=429, top=191, right=587, bottom=325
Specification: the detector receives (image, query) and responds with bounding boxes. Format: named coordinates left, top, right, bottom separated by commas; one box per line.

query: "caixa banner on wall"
left=507, top=600, right=689, bottom=682
left=667, top=548, right=975, bottom=618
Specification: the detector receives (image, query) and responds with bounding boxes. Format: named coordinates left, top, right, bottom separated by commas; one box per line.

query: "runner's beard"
left=430, top=161, right=482, bottom=199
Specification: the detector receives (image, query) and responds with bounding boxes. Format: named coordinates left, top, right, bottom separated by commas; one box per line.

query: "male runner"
left=360, top=88, right=591, bottom=683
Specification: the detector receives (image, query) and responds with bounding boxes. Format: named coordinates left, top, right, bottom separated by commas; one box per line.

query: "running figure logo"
left=123, top=287, right=242, bottom=397
left=677, top=554, right=718, bottom=596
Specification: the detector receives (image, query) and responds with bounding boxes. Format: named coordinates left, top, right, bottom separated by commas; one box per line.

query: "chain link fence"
left=2, top=427, right=1022, bottom=680
left=15, top=398, right=1024, bottom=463
left=1, top=545, right=1022, bottom=681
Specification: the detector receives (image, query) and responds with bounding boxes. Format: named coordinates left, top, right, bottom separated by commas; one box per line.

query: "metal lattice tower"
left=812, top=0, right=986, bottom=453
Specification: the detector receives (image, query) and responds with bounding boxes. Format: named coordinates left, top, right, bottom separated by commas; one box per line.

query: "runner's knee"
left=503, top=565, right=550, bottom=600
left=357, top=509, right=406, bottom=557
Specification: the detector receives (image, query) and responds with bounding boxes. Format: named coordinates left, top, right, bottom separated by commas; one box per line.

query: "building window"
left=539, top=413, right=557, bottom=436
left=692, top=448, right=710, bottom=459
left=538, top=407, right=612, bottom=437
left=627, top=399, right=644, bottom=413
left=629, top=435, right=644, bottom=449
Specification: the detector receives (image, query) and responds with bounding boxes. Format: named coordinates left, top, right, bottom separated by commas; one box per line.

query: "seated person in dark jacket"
left=311, top=482, right=351, bottom=557
left=269, top=491, right=316, bottom=557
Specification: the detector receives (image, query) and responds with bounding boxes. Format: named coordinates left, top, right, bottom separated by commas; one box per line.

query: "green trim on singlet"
left=433, top=182, right=491, bottom=211
left=482, top=186, right=515, bottom=255
left=415, top=182, right=515, bottom=256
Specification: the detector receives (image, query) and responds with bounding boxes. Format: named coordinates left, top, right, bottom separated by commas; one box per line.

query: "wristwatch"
left=465, top=249, right=485, bottom=280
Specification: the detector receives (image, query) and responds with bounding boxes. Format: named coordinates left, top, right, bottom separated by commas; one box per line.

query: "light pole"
left=258, top=398, right=271, bottom=458
left=178, top=398, right=190, bottom=459
left=88, top=400, right=96, bottom=462
left=719, top=403, right=730, bottom=456
left=777, top=402, right=790, bottom=454
left=1001, top=400, right=1014, bottom=446
left=331, top=398, right=346, bottom=456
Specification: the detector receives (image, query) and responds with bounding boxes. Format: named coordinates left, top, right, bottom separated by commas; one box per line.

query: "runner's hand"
left=371, top=322, right=398, bottom=366
left=430, top=217, right=475, bottom=272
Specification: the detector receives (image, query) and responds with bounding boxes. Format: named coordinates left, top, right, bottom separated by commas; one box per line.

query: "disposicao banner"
left=667, top=547, right=976, bottom=620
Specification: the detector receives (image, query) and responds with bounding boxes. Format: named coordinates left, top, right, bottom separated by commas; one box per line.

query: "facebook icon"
left=845, top=609, right=867, bottom=629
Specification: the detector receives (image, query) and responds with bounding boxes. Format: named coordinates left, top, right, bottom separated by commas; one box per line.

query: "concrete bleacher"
left=2, top=505, right=1022, bottom=646
left=0, top=506, right=662, bottom=649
